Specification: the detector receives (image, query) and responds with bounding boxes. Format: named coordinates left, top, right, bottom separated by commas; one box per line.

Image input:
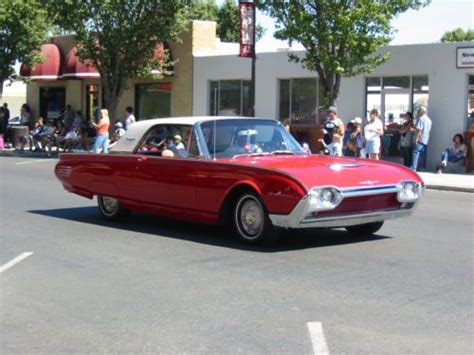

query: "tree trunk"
left=0, top=80, right=4, bottom=100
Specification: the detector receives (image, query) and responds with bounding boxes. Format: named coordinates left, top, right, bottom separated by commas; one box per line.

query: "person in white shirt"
left=319, top=133, right=342, bottom=157
left=364, top=109, right=384, bottom=160
left=410, top=106, right=432, bottom=171
left=125, top=106, right=136, bottom=130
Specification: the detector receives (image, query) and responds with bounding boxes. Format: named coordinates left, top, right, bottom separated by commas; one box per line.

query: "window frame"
left=209, top=79, right=251, bottom=116
left=278, top=77, right=319, bottom=122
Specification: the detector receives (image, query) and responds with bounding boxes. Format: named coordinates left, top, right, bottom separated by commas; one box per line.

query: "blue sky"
left=221, top=0, right=473, bottom=49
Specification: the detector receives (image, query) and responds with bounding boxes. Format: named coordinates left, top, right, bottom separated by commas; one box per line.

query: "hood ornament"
left=328, top=162, right=363, bottom=171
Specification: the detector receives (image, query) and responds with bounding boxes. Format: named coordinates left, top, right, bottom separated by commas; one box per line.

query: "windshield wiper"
left=232, top=152, right=270, bottom=159
left=270, top=150, right=296, bottom=155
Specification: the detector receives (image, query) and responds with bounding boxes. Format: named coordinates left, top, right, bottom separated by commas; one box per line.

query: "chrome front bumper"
left=269, top=184, right=421, bottom=229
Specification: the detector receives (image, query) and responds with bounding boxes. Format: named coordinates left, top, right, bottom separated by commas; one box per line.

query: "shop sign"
left=457, top=47, right=474, bottom=68
left=239, top=1, right=255, bottom=59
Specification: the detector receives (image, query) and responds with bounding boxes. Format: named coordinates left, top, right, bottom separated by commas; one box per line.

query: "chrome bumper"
left=269, top=184, right=420, bottom=229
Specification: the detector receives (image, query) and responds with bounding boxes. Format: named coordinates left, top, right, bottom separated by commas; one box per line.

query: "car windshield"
left=200, top=119, right=306, bottom=159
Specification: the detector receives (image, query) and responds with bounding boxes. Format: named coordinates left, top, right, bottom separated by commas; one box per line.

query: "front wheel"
left=97, top=195, right=129, bottom=221
left=345, top=221, right=384, bottom=235
left=233, top=192, right=279, bottom=245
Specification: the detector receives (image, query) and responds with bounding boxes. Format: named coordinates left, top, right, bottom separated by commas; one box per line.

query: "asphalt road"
left=1, top=155, right=473, bottom=354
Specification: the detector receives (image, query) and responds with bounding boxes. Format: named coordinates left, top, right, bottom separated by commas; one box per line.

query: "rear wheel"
left=97, top=195, right=129, bottom=221
left=233, top=192, right=279, bottom=245
left=345, top=221, right=384, bottom=235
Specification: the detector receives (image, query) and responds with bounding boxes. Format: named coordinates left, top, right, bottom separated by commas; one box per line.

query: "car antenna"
left=213, top=118, right=217, bottom=161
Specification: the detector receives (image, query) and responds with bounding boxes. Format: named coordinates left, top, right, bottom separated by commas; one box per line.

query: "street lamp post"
left=239, top=0, right=256, bottom=117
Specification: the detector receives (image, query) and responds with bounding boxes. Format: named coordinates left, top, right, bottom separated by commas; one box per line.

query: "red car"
left=55, top=117, right=423, bottom=245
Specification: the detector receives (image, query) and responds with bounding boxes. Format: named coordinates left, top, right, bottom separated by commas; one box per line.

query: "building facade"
left=193, top=40, right=474, bottom=170
left=21, top=21, right=217, bottom=125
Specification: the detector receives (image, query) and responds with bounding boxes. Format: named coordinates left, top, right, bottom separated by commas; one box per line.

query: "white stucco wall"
left=193, top=41, right=474, bottom=169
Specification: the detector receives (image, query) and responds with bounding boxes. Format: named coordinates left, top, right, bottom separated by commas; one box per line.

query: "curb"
left=424, top=184, right=474, bottom=193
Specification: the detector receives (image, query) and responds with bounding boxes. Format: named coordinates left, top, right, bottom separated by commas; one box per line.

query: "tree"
left=260, top=0, right=429, bottom=106
left=48, top=0, right=188, bottom=121
left=0, top=0, right=50, bottom=98
left=441, top=28, right=474, bottom=42
left=185, top=0, right=265, bottom=42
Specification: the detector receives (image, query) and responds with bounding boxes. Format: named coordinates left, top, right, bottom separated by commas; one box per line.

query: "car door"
left=132, top=124, right=197, bottom=216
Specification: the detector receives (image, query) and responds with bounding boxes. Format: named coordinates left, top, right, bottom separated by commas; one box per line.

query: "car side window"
left=136, top=124, right=201, bottom=159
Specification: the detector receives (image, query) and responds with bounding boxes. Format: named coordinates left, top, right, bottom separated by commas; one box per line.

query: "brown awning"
left=63, top=47, right=100, bottom=79
left=20, top=44, right=63, bottom=81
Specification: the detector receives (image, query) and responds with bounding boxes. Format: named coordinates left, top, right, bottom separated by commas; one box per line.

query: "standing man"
left=125, top=106, right=136, bottom=130
left=411, top=106, right=432, bottom=171
left=364, top=109, right=384, bottom=160
left=323, top=106, right=345, bottom=145
left=63, top=104, right=75, bottom=131
left=92, top=109, right=110, bottom=154
left=2, top=102, right=10, bottom=138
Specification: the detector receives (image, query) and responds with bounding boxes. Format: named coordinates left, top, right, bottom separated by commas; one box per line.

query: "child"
left=319, top=133, right=342, bottom=157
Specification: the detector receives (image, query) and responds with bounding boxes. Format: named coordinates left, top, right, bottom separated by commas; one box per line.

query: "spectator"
left=1, top=103, right=10, bottom=136
left=350, top=117, right=365, bottom=157
left=343, top=122, right=357, bottom=156
left=38, top=120, right=55, bottom=151
left=80, top=117, right=96, bottom=151
left=46, top=120, right=66, bottom=153
left=63, top=127, right=80, bottom=152
left=125, top=106, right=136, bottom=129
left=72, top=111, right=83, bottom=130
left=399, top=111, right=416, bottom=167
left=92, top=109, right=110, bottom=153
left=323, top=106, right=345, bottom=145
left=19, top=117, right=44, bottom=151
left=410, top=106, right=432, bottom=171
left=319, top=133, right=342, bottom=157
left=63, top=105, right=75, bottom=131
left=436, top=134, right=467, bottom=174
left=108, top=122, right=126, bottom=149
left=20, top=104, right=32, bottom=127
left=364, top=109, right=384, bottom=160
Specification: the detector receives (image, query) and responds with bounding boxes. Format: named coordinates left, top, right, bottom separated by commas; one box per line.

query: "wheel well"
left=218, top=185, right=259, bottom=226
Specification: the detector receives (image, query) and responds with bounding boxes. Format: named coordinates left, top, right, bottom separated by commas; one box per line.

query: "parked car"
left=55, top=116, right=424, bottom=245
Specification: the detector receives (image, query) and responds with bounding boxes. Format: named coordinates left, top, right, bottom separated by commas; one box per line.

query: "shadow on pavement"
left=29, top=206, right=391, bottom=252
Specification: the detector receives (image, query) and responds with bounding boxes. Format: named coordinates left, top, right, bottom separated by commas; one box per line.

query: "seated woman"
left=436, top=134, right=467, bottom=174
left=19, top=117, right=44, bottom=151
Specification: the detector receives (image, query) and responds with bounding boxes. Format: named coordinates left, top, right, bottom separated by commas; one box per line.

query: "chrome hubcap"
left=101, top=196, right=118, bottom=214
left=240, top=199, right=264, bottom=237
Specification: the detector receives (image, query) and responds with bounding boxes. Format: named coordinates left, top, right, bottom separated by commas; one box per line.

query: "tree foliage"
left=260, top=0, right=429, bottom=106
left=48, top=0, right=188, bottom=120
left=0, top=0, right=50, bottom=98
left=186, top=0, right=265, bottom=42
left=441, top=28, right=474, bottom=42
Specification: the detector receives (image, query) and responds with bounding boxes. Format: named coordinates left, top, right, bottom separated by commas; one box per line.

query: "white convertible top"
left=110, top=116, right=275, bottom=153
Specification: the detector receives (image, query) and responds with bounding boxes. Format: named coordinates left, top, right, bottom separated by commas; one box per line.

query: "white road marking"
left=307, top=322, right=330, bottom=355
left=0, top=252, right=34, bottom=273
left=15, top=159, right=55, bottom=165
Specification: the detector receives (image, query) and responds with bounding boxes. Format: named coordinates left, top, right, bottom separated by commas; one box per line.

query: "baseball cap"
left=174, top=134, right=182, bottom=141
left=114, top=122, right=123, bottom=128
left=327, top=106, right=337, bottom=113
left=351, top=117, right=362, bottom=124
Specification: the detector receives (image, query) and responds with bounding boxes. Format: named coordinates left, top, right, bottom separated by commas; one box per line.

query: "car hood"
left=226, top=154, right=423, bottom=191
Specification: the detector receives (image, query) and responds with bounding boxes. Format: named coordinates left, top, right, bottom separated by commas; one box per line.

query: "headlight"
left=308, top=187, right=342, bottom=212
left=397, top=181, right=421, bottom=203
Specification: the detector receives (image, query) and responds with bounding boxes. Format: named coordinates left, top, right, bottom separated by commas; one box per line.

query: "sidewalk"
left=418, top=172, right=474, bottom=193
left=1, top=148, right=474, bottom=193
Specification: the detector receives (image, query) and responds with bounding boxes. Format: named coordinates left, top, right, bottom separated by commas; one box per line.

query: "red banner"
left=239, top=1, right=255, bottom=58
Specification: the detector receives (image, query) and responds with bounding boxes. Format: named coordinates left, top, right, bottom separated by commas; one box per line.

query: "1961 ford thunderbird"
left=55, top=116, right=423, bottom=245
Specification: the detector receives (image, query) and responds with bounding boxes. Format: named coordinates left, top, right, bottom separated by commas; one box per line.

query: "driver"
left=234, top=129, right=261, bottom=154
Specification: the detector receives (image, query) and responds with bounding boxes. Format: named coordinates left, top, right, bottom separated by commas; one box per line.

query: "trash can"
left=11, top=126, right=29, bottom=149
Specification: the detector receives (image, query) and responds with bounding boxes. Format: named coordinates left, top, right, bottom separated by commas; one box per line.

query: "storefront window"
left=135, top=83, right=171, bottom=120
left=39, top=87, right=66, bottom=122
left=209, top=80, right=251, bottom=116
left=365, top=75, right=429, bottom=127
left=279, top=78, right=318, bottom=121
left=467, top=75, right=474, bottom=128
left=366, top=75, right=429, bottom=157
